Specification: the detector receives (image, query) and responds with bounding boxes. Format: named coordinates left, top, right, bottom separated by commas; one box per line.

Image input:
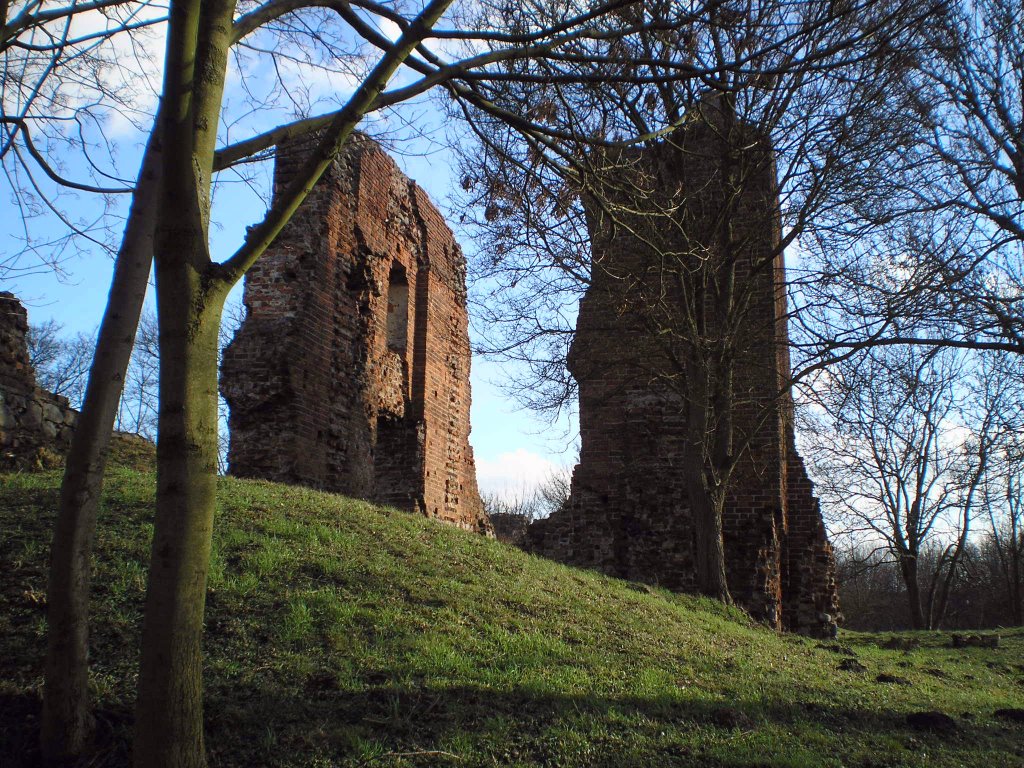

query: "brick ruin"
left=528, top=103, right=840, bottom=636
left=218, top=121, right=837, bottom=631
left=221, top=135, right=490, bottom=534
left=0, top=292, right=77, bottom=467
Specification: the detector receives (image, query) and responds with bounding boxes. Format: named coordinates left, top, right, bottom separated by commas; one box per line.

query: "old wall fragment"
left=0, top=292, right=77, bottom=467
left=528, top=103, right=839, bottom=635
left=221, top=135, right=489, bottom=534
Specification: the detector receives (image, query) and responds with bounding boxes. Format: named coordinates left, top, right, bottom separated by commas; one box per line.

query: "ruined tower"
left=528, top=101, right=839, bottom=635
left=221, top=135, right=489, bottom=534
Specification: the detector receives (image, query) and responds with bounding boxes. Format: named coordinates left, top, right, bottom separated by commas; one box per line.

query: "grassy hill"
left=2, top=468, right=1022, bottom=767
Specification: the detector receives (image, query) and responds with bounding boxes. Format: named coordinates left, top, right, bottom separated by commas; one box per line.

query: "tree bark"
left=40, top=139, right=159, bottom=763
left=690, top=487, right=732, bottom=601
left=899, top=554, right=926, bottom=630
left=133, top=262, right=225, bottom=767
left=683, top=358, right=732, bottom=602
left=132, top=0, right=233, bottom=763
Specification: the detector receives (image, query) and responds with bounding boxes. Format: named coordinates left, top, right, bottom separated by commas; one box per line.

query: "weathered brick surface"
left=0, top=292, right=77, bottom=466
left=221, top=135, right=489, bottom=534
left=528, top=105, right=839, bottom=636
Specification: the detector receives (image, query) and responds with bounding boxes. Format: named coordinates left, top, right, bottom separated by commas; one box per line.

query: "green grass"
left=2, top=468, right=1022, bottom=767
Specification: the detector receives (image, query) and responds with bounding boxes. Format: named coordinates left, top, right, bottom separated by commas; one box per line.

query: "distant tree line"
left=835, top=532, right=1023, bottom=631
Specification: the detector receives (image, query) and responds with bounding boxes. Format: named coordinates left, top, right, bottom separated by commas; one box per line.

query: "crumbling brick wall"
left=528, top=102, right=839, bottom=636
left=783, top=444, right=841, bottom=635
left=221, top=135, right=489, bottom=534
left=0, top=292, right=77, bottom=467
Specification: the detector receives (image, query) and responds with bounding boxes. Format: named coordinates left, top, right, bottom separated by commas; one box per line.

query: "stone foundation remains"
left=221, top=135, right=489, bottom=534
left=0, top=292, right=77, bottom=467
left=528, top=102, right=840, bottom=636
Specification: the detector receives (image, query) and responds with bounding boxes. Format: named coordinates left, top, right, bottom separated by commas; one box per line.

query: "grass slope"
left=2, top=468, right=1022, bottom=767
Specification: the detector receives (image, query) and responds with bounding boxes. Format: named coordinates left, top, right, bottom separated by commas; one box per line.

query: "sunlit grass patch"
left=1, top=469, right=1022, bottom=767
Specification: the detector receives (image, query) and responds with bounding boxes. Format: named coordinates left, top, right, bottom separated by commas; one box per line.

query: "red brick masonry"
left=221, top=135, right=489, bottom=534
left=528, top=108, right=840, bottom=636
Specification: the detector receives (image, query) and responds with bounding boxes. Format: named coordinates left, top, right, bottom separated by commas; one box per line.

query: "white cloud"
left=475, top=448, right=569, bottom=500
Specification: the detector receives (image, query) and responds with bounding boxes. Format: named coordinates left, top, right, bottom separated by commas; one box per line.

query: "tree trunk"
left=133, top=258, right=225, bottom=768
left=1011, top=538, right=1022, bottom=625
left=127, top=0, right=450, bottom=760
left=933, top=540, right=967, bottom=630
left=690, top=487, right=731, bottom=601
left=681, top=350, right=732, bottom=603
left=41, top=141, right=159, bottom=763
left=132, top=0, right=231, bottom=748
left=899, top=554, right=926, bottom=630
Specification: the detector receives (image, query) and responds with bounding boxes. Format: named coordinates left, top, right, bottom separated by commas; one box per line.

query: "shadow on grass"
left=0, top=692, right=132, bottom=768
left=4, top=680, right=1020, bottom=768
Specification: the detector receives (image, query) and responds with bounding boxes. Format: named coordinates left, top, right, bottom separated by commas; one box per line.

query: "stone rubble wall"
left=0, top=292, right=77, bottom=467
left=221, top=135, right=489, bottom=534
left=528, top=103, right=839, bottom=637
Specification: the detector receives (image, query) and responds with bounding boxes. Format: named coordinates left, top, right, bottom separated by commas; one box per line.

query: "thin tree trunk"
left=132, top=0, right=233, bottom=759
left=899, top=554, right=926, bottom=630
left=934, top=533, right=970, bottom=629
left=687, top=98, right=737, bottom=606
left=133, top=262, right=225, bottom=767
left=1011, top=534, right=1022, bottom=625
left=40, top=140, right=159, bottom=763
left=1010, top=493, right=1022, bottom=625
left=682, top=360, right=731, bottom=602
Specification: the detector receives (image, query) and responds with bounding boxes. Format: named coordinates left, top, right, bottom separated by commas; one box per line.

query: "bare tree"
left=484, top=469, right=571, bottom=545
left=41, top=131, right=161, bottom=764
left=26, top=319, right=64, bottom=372
left=1, top=1, right=165, bottom=279
left=800, top=346, right=1012, bottom=629
left=217, top=297, right=246, bottom=473
left=981, top=423, right=1024, bottom=625
left=115, top=308, right=159, bottom=439
left=792, top=0, right=1024, bottom=361
left=453, top=0, right=933, bottom=600
left=28, top=310, right=163, bottom=438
